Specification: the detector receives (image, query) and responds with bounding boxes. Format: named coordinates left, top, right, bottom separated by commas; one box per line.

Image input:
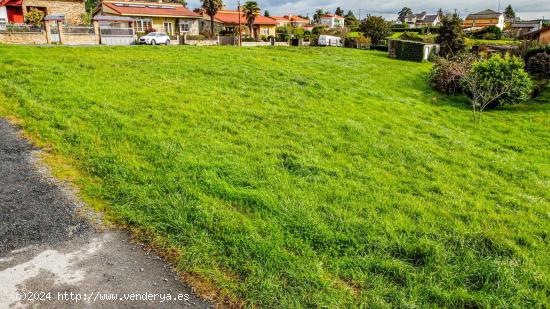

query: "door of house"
left=50, top=21, right=60, bottom=43
left=163, top=22, right=172, bottom=35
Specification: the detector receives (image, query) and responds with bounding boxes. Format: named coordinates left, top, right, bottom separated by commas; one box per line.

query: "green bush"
left=472, top=26, right=503, bottom=40
left=481, top=32, right=497, bottom=40
left=463, top=55, right=533, bottom=110
left=399, top=32, right=423, bottom=42
left=524, top=46, right=550, bottom=62
left=390, top=40, right=427, bottom=62
left=24, top=8, right=44, bottom=27
left=526, top=52, right=550, bottom=80
left=186, top=34, right=206, bottom=41
left=436, top=14, right=465, bottom=57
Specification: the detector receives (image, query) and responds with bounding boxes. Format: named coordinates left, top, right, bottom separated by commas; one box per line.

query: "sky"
left=187, top=0, right=550, bottom=21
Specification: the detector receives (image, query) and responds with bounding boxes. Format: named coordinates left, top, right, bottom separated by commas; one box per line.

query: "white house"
left=319, top=14, right=344, bottom=28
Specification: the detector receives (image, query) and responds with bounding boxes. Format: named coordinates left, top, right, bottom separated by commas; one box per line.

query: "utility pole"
left=237, top=0, right=242, bottom=47
left=498, top=0, right=501, bottom=12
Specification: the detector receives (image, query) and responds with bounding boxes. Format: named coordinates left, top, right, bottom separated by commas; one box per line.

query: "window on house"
left=179, top=22, right=190, bottom=32
left=134, top=19, right=152, bottom=32
left=163, top=21, right=172, bottom=34
left=261, top=28, right=269, bottom=35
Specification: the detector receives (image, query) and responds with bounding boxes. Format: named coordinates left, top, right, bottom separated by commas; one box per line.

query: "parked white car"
left=139, top=32, right=171, bottom=45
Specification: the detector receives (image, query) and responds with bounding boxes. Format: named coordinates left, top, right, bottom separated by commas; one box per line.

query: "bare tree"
left=462, top=72, right=515, bottom=122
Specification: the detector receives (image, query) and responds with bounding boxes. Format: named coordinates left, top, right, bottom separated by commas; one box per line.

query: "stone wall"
left=0, top=32, right=47, bottom=44
left=63, top=33, right=98, bottom=45
left=184, top=39, right=218, bottom=46
left=23, top=0, right=85, bottom=25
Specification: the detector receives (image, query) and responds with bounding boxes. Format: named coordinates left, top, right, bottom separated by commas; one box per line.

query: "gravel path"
left=0, top=119, right=213, bottom=308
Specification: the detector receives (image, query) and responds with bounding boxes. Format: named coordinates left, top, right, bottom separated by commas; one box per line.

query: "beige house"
left=95, top=1, right=201, bottom=36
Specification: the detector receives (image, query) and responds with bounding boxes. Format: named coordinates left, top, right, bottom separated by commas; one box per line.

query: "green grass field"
left=0, top=45, right=549, bottom=307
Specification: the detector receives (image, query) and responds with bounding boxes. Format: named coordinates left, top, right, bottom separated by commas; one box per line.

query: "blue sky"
left=187, top=0, right=550, bottom=20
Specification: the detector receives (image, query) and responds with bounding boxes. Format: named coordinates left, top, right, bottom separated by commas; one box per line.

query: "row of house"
left=404, top=9, right=507, bottom=31
left=0, top=0, right=352, bottom=38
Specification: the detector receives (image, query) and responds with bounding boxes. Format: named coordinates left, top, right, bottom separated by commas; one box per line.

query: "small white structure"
left=0, top=6, right=7, bottom=30
left=319, top=14, right=344, bottom=28
left=318, top=35, right=342, bottom=47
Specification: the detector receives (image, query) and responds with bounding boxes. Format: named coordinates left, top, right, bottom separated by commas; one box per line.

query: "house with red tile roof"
left=319, top=14, right=344, bottom=28
left=95, top=0, right=201, bottom=36
left=213, top=9, right=276, bottom=38
left=270, top=15, right=309, bottom=28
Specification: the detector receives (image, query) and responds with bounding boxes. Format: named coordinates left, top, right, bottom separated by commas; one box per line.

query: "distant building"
left=319, top=14, right=344, bottom=28
left=520, top=26, right=550, bottom=45
left=96, top=1, right=201, bottom=36
left=271, top=15, right=309, bottom=28
left=463, top=9, right=505, bottom=30
left=404, top=12, right=440, bottom=28
left=507, top=20, right=543, bottom=38
left=213, top=10, right=277, bottom=38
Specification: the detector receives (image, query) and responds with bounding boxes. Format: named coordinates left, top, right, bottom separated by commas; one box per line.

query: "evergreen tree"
left=264, top=10, right=270, bottom=17
left=504, top=5, right=516, bottom=20
left=344, top=10, right=359, bottom=30
left=361, top=15, right=391, bottom=45
left=398, top=7, right=413, bottom=22
left=436, top=14, right=465, bottom=57
left=335, top=7, right=344, bottom=16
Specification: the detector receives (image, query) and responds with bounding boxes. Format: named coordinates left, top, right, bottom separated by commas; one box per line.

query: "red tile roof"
left=0, top=0, right=23, bottom=6
left=270, top=15, right=309, bottom=23
left=321, top=14, right=344, bottom=19
left=214, top=10, right=276, bottom=25
left=290, top=16, right=309, bottom=23
left=103, top=2, right=199, bottom=18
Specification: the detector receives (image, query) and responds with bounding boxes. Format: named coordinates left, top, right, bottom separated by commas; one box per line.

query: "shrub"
left=525, top=52, right=550, bottom=80
left=360, top=15, right=391, bottom=45
left=463, top=55, right=533, bottom=116
left=524, top=46, right=550, bottom=63
left=481, top=32, right=497, bottom=40
left=436, top=14, right=465, bottom=57
left=78, top=12, right=91, bottom=25
left=429, top=54, right=476, bottom=94
left=472, top=26, right=503, bottom=40
left=186, top=34, right=206, bottom=41
left=25, top=8, right=44, bottom=27
left=399, top=32, right=423, bottom=42
left=309, top=34, right=319, bottom=46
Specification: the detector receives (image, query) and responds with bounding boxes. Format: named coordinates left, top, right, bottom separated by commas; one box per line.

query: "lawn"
left=0, top=45, right=549, bottom=307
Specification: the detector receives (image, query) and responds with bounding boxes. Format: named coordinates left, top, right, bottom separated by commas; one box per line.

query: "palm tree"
left=242, top=1, right=260, bottom=36
left=201, top=0, right=223, bottom=38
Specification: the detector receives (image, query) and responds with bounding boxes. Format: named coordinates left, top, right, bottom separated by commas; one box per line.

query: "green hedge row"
left=392, top=40, right=426, bottom=62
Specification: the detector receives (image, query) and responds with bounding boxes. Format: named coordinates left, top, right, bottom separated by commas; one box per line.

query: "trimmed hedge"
left=391, top=40, right=426, bottom=62
left=370, top=44, right=388, bottom=51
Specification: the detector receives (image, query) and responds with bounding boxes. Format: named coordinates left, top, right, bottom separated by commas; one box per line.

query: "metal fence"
left=63, top=26, right=95, bottom=35
left=99, top=27, right=134, bottom=36
left=0, top=24, right=43, bottom=33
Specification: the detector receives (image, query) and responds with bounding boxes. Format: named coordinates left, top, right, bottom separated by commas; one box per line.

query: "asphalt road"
left=0, top=119, right=213, bottom=308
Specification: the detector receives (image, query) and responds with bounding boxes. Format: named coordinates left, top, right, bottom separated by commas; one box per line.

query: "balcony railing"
left=63, top=26, right=95, bottom=34
left=100, top=27, right=134, bottom=36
